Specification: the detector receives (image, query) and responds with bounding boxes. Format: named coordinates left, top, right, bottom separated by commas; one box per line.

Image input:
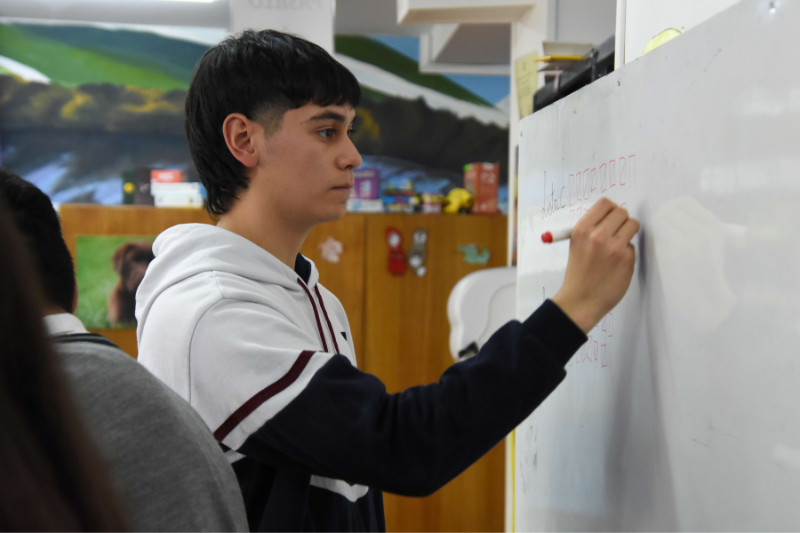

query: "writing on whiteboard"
left=568, top=154, right=637, bottom=207
left=563, top=154, right=636, bottom=226
left=542, top=171, right=567, bottom=219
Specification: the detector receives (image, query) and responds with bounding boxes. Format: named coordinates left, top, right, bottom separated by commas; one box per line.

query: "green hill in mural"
left=20, top=24, right=209, bottom=84
left=0, top=23, right=203, bottom=90
left=335, top=35, right=493, bottom=107
left=0, top=24, right=491, bottom=108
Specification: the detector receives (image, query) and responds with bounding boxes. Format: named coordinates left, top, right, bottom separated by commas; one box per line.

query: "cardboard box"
left=154, top=193, right=204, bottom=208
left=464, top=162, right=499, bottom=214
left=352, top=169, right=379, bottom=199
left=347, top=198, right=384, bottom=213
left=151, top=169, right=184, bottom=184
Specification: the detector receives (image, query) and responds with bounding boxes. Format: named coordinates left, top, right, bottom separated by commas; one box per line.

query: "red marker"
left=541, top=227, right=574, bottom=243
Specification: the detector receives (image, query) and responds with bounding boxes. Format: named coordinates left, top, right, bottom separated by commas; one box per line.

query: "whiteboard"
left=623, top=0, right=740, bottom=64
left=515, top=0, right=800, bottom=530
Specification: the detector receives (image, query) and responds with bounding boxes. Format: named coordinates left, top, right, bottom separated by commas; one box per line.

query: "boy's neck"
left=217, top=202, right=311, bottom=271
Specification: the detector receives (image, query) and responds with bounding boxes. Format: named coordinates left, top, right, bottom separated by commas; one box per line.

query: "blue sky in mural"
left=371, top=35, right=510, bottom=106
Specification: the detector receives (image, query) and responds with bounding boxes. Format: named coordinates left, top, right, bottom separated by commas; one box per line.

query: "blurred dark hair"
left=0, top=168, right=75, bottom=313
left=185, top=29, right=362, bottom=215
left=0, top=207, right=128, bottom=531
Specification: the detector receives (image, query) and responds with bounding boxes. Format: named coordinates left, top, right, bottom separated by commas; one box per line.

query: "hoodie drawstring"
left=314, top=285, right=341, bottom=354
left=297, top=278, right=329, bottom=352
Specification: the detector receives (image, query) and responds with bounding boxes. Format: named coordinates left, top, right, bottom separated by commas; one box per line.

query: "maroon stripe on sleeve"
left=314, top=285, right=341, bottom=354
left=298, top=279, right=328, bottom=352
left=213, top=350, right=315, bottom=443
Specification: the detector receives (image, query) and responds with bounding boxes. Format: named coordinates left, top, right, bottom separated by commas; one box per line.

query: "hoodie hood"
left=136, top=223, right=319, bottom=341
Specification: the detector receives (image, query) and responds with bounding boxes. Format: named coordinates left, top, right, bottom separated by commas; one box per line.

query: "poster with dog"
left=75, top=235, right=156, bottom=329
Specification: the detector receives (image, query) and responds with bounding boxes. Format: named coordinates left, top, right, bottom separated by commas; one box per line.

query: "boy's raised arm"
left=207, top=199, right=638, bottom=495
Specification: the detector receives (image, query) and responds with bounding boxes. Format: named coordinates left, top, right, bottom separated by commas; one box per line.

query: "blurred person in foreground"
left=0, top=168, right=249, bottom=532
left=0, top=207, right=127, bottom=531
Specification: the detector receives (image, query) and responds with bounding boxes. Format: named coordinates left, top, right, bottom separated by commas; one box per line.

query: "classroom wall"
left=555, top=0, right=617, bottom=45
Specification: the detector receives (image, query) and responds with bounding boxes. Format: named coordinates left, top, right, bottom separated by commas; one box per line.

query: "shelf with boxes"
left=347, top=162, right=505, bottom=216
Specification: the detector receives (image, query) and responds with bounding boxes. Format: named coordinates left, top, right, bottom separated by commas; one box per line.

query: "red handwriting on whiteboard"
left=566, top=154, right=637, bottom=208
left=599, top=163, right=608, bottom=193
left=609, top=159, right=617, bottom=188
left=555, top=151, right=637, bottom=371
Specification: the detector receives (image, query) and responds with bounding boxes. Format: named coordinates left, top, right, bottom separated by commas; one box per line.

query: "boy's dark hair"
left=185, top=29, right=362, bottom=215
left=0, top=168, right=76, bottom=313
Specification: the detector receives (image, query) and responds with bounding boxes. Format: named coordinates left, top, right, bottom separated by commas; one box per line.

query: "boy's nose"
left=338, top=139, right=362, bottom=170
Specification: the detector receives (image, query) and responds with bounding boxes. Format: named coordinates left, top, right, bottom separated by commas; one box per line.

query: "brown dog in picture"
left=107, top=241, right=155, bottom=328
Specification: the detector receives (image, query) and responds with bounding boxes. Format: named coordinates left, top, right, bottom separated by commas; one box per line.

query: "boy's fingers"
left=595, top=206, right=630, bottom=238
left=614, top=217, right=641, bottom=244
left=577, top=198, right=617, bottom=230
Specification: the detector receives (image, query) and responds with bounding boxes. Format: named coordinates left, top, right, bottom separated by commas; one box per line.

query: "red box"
left=151, top=169, right=184, bottom=184
left=464, top=163, right=499, bottom=214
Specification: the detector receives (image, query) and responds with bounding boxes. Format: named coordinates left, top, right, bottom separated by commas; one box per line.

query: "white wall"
left=555, top=0, right=617, bottom=44
left=230, top=0, right=334, bottom=52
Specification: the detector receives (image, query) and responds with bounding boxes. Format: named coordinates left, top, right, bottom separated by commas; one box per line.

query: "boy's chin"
left=316, top=203, right=349, bottom=224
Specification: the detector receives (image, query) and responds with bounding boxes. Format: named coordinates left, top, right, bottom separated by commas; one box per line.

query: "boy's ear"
left=222, top=113, right=260, bottom=169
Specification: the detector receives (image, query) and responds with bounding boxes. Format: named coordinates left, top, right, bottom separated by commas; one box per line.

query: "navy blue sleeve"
left=239, top=299, right=586, bottom=496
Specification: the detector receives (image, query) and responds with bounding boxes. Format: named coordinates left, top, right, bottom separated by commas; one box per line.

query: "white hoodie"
left=135, top=222, right=586, bottom=531
left=136, top=224, right=366, bottom=495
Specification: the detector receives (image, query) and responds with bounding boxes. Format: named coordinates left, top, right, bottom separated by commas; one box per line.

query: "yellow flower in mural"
left=122, top=86, right=181, bottom=114
left=353, top=107, right=380, bottom=141
left=61, top=90, right=93, bottom=119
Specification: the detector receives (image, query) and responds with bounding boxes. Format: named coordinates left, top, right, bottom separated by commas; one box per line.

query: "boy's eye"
left=347, top=128, right=357, bottom=138
left=319, top=129, right=335, bottom=139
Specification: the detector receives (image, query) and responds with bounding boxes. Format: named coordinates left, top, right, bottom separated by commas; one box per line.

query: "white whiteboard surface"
left=624, top=0, right=741, bottom=64
left=515, top=0, right=800, bottom=530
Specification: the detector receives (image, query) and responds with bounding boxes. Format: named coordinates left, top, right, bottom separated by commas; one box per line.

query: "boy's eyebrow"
left=308, top=110, right=356, bottom=125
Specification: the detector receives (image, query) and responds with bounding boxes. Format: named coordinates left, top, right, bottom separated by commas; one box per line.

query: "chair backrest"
left=447, top=266, right=516, bottom=361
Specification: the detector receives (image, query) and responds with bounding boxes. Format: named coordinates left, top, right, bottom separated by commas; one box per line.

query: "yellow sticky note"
left=515, top=51, right=540, bottom=120
left=643, top=28, right=683, bottom=55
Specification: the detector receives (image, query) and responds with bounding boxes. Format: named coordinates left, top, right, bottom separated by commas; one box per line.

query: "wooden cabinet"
left=362, top=214, right=507, bottom=533
left=59, top=205, right=507, bottom=532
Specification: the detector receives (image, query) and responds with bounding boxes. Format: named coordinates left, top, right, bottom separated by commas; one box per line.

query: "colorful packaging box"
left=421, top=193, right=443, bottom=214
left=347, top=199, right=384, bottom=213
left=352, top=169, right=379, bottom=199
left=150, top=169, right=184, bottom=184
left=464, top=162, right=500, bottom=214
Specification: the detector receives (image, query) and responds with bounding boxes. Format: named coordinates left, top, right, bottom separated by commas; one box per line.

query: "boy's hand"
left=552, top=198, right=640, bottom=334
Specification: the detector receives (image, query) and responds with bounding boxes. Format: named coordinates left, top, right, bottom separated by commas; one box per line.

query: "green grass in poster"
left=335, top=35, right=494, bottom=107
left=0, top=24, right=187, bottom=90
left=75, top=235, right=155, bottom=329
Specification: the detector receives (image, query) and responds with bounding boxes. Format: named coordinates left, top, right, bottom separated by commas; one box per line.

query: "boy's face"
left=255, top=102, right=362, bottom=227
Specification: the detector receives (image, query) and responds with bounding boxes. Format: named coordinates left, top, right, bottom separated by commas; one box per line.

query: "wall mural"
left=0, top=22, right=509, bottom=209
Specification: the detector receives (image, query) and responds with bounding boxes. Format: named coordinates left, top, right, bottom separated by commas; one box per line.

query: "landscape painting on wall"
left=0, top=22, right=510, bottom=208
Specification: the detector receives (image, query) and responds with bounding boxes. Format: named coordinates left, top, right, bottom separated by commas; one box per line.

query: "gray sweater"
left=53, top=333, right=249, bottom=532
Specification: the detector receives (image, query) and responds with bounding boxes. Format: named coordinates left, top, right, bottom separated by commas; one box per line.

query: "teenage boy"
left=136, top=30, right=640, bottom=532
left=0, top=169, right=249, bottom=532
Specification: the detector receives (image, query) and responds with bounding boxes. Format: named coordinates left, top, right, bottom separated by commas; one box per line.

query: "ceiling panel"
left=435, top=24, right=510, bottom=64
